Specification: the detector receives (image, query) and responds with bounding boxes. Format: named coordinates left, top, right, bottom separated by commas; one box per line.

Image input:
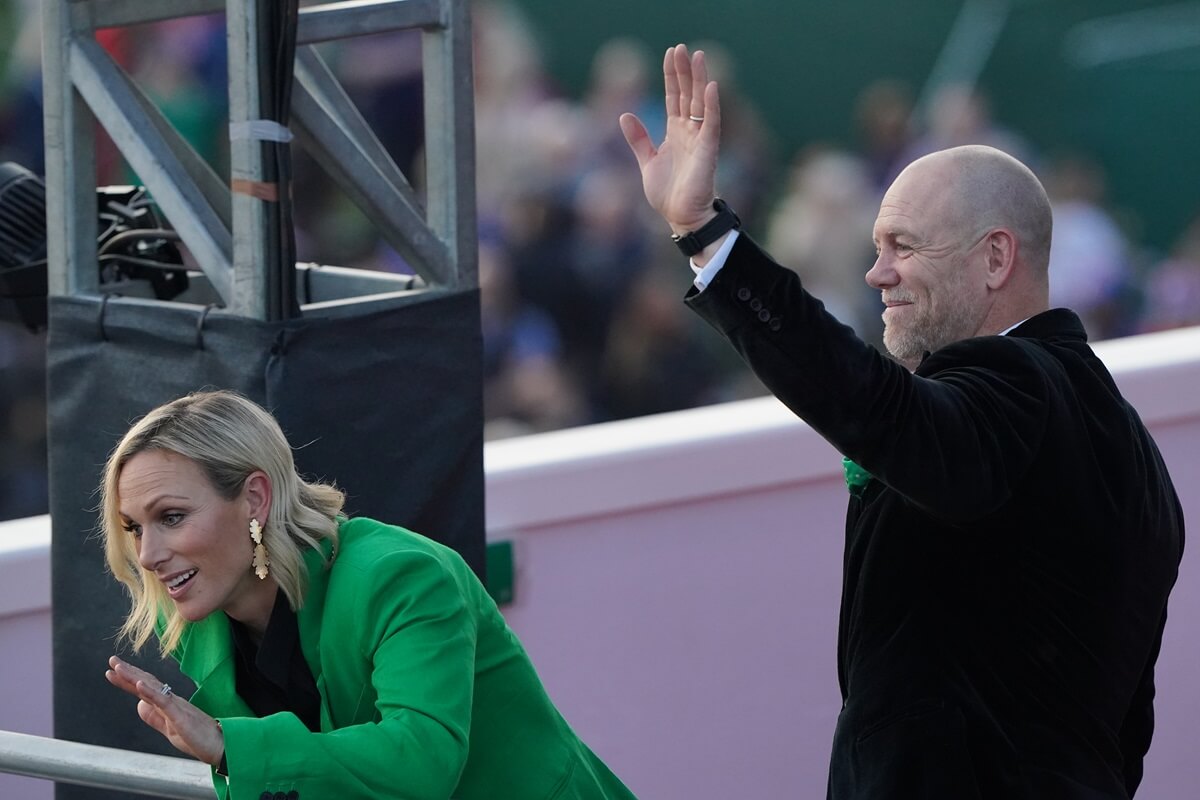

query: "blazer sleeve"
left=216, top=549, right=476, bottom=800
left=686, top=233, right=1051, bottom=523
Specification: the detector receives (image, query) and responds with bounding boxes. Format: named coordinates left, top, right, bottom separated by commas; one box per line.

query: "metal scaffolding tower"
left=42, top=0, right=477, bottom=312
left=40, top=5, right=482, bottom=798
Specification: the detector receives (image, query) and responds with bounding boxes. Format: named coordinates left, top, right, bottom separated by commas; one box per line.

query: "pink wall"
left=0, top=515, right=53, bottom=800
left=498, top=478, right=848, bottom=797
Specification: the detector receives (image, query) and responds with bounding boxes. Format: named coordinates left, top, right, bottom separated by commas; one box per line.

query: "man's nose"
left=865, top=255, right=896, bottom=290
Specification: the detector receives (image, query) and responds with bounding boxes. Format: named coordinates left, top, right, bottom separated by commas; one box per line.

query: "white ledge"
left=0, top=515, right=51, bottom=619
left=485, top=325, right=1200, bottom=531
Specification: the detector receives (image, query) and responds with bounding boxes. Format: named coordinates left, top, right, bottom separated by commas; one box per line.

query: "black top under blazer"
left=686, top=233, right=1184, bottom=800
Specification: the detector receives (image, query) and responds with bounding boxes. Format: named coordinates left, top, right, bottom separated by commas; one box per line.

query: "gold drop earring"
left=249, top=518, right=270, bottom=580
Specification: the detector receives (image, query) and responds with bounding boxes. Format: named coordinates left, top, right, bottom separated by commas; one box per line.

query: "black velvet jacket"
left=687, top=234, right=1184, bottom=800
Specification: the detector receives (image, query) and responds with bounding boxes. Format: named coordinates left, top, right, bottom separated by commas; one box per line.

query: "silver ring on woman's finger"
left=159, top=683, right=173, bottom=697
left=689, top=115, right=704, bottom=123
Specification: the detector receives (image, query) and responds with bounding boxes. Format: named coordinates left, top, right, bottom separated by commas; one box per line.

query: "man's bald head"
left=900, top=145, right=1053, bottom=278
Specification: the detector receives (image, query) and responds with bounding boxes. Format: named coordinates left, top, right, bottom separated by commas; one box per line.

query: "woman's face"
left=117, top=449, right=275, bottom=631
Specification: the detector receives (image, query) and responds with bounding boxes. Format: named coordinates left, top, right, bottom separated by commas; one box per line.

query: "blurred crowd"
left=2, top=0, right=1199, bottom=520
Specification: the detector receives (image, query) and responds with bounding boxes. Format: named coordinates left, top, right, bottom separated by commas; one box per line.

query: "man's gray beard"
left=883, top=303, right=977, bottom=369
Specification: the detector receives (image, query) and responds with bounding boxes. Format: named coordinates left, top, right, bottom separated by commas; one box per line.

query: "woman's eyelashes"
left=122, top=510, right=185, bottom=537
left=161, top=511, right=185, bottom=527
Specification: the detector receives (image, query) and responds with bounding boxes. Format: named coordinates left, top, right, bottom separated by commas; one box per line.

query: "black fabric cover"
left=45, top=289, right=483, bottom=799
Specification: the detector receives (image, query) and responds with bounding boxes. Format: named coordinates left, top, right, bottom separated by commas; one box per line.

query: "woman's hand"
left=619, top=43, right=722, bottom=235
left=105, top=656, right=224, bottom=767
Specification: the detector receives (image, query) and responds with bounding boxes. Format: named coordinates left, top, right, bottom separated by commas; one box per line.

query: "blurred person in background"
left=0, top=0, right=46, bottom=173
left=893, top=82, right=1033, bottom=187
left=595, top=264, right=725, bottom=421
left=479, top=233, right=587, bottom=437
left=580, top=37, right=662, bottom=173
left=0, top=322, right=48, bottom=521
left=1139, top=210, right=1200, bottom=333
left=765, top=147, right=882, bottom=345
left=852, top=78, right=916, bottom=196
left=1043, top=154, right=1138, bottom=340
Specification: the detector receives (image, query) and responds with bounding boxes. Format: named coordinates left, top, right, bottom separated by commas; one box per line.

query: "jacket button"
left=259, top=794, right=272, bottom=800
left=749, top=298, right=763, bottom=312
left=274, top=793, right=288, bottom=800
left=736, top=287, right=751, bottom=301
left=769, top=317, right=782, bottom=331
left=287, top=792, right=299, bottom=800
left=757, top=309, right=771, bottom=322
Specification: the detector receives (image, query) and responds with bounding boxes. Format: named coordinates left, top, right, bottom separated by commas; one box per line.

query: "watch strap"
left=672, top=198, right=741, bottom=257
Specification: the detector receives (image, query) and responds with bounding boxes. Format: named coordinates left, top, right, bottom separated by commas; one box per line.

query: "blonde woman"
left=102, top=390, right=635, bottom=800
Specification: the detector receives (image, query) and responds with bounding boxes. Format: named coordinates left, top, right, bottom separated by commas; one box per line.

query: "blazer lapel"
left=178, top=613, right=253, bottom=718
left=297, top=537, right=336, bottom=729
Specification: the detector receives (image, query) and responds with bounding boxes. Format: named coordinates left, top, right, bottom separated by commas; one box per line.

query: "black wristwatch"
left=671, top=198, right=741, bottom=257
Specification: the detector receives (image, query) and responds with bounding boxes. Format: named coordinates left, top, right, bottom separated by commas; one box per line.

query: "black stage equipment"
left=0, top=161, right=188, bottom=332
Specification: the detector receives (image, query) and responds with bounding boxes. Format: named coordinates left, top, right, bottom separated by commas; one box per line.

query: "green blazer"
left=173, top=517, right=636, bottom=800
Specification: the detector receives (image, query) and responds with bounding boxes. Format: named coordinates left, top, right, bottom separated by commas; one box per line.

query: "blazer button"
left=736, top=287, right=752, bottom=301
left=769, top=317, right=782, bottom=332
left=757, top=309, right=771, bottom=322
left=259, top=793, right=273, bottom=800
left=273, top=793, right=288, bottom=800
left=750, top=298, right=763, bottom=312
left=287, top=792, right=299, bottom=800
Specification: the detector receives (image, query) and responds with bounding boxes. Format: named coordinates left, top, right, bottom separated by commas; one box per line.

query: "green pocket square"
left=842, top=457, right=873, bottom=497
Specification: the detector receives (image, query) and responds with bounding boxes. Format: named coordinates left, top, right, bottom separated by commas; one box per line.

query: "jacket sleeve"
left=217, top=549, right=476, bottom=800
left=685, top=233, right=1051, bottom=523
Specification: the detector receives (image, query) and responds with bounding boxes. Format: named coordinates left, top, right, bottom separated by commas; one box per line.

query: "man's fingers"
left=673, top=44, right=693, bottom=118
left=702, top=80, right=722, bottom=140
left=619, top=113, right=656, bottom=169
left=663, top=46, right=680, bottom=120
left=690, top=51, right=709, bottom=121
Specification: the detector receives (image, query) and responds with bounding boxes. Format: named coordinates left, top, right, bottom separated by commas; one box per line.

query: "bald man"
left=622, top=45, right=1183, bottom=799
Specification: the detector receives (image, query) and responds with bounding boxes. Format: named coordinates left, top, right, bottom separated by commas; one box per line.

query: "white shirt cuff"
left=690, top=230, right=741, bottom=291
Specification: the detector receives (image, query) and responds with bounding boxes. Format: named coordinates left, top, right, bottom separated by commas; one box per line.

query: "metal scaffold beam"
left=43, top=0, right=477, bottom=318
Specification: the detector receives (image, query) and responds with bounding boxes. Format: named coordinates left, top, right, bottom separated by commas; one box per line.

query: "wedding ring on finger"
left=688, top=115, right=704, bottom=123
left=159, top=683, right=174, bottom=698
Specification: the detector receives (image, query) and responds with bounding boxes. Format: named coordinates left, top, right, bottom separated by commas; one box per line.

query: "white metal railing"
left=0, top=730, right=213, bottom=798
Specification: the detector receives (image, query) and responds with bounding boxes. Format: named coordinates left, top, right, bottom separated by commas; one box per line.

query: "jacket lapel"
left=178, top=613, right=253, bottom=718
left=297, top=537, right=336, bottom=729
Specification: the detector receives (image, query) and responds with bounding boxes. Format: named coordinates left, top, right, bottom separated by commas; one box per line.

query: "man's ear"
left=984, top=228, right=1018, bottom=290
left=243, top=471, right=273, bottom=525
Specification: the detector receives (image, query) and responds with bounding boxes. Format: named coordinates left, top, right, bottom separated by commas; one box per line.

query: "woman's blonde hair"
left=101, top=390, right=344, bottom=656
